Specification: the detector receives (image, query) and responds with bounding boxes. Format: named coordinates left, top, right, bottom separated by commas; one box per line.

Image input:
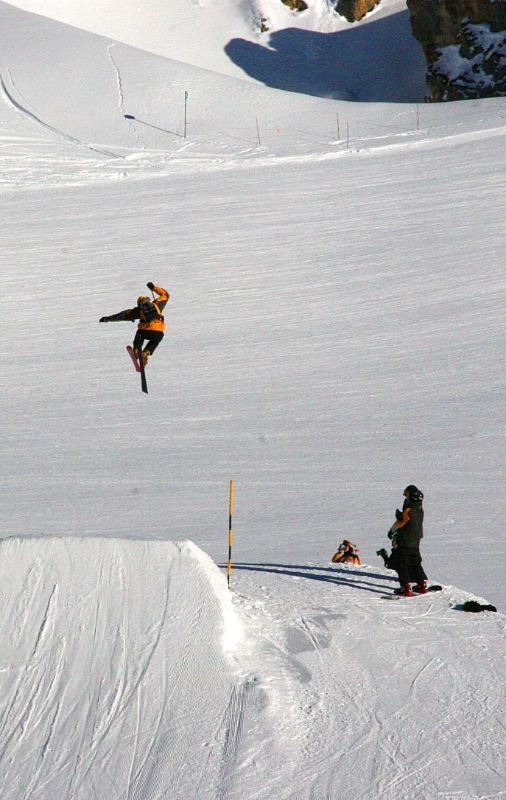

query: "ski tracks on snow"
left=0, top=70, right=123, bottom=159
left=107, top=44, right=143, bottom=148
left=0, top=537, right=300, bottom=800
left=231, top=564, right=506, bottom=800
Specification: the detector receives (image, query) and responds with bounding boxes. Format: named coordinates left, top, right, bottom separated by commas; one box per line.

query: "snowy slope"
left=0, top=536, right=503, bottom=800
left=232, top=561, right=506, bottom=799
left=1, top=1, right=506, bottom=796
left=0, top=0, right=503, bottom=186
left=2, top=119, right=506, bottom=609
left=5, top=0, right=426, bottom=99
left=0, top=0, right=427, bottom=180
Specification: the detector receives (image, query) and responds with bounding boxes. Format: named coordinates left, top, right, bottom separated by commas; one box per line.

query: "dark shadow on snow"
left=231, top=561, right=397, bottom=582
left=124, top=114, right=184, bottom=138
left=220, top=562, right=397, bottom=596
left=225, top=10, right=427, bottom=103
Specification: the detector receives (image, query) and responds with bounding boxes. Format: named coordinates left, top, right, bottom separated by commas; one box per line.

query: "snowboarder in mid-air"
left=100, top=283, right=169, bottom=366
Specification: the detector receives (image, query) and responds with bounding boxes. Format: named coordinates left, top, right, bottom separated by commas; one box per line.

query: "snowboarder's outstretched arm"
left=99, top=284, right=168, bottom=322
left=147, top=283, right=169, bottom=313
left=100, top=307, right=140, bottom=323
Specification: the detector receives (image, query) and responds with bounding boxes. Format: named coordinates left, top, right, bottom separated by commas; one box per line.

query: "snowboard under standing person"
left=387, top=485, right=428, bottom=597
left=100, top=283, right=169, bottom=366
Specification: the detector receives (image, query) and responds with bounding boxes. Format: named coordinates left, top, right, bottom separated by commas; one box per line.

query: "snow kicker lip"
left=0, top=536, right=260, bottom=800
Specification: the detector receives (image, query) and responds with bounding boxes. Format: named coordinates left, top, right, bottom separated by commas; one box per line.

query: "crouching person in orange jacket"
left=100, top=283, right=169, bottom=366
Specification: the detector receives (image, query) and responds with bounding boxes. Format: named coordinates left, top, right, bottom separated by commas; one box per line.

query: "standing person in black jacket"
left=388, top=485, right=427, bottom=597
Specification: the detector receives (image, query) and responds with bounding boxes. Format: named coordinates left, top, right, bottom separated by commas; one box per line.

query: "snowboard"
left=127, top=345, right=140, bottom=372
left=126, top=345, right=148, bottom=393
left=382, top=585, right=443, bottom=600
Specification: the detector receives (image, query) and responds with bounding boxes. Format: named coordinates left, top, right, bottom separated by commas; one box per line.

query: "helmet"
left=137, top=295, right=150, bottom=306
left=404, top=485, right=424, bottom=502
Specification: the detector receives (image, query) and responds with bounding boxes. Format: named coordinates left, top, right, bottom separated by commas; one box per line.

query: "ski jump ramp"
left=0, top=537, right=279, bottom=800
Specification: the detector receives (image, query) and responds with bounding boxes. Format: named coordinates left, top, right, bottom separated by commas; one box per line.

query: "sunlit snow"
left=1, top=0, right=506, bottom=797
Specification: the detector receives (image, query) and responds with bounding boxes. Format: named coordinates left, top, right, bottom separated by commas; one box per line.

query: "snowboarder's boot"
left=143, top=349, right=150, bottom=366
left=395, top=583, right=414, bottom=597
left=413, top=580, right=428, bottom=594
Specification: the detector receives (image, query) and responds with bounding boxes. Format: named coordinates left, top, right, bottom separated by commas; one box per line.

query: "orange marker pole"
left=227, top=480, right=234, bottom=588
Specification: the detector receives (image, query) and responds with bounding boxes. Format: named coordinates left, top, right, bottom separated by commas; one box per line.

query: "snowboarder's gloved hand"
left=99, top=316, right=110, bottom=322
left=147, top=282, right=155, bottom=290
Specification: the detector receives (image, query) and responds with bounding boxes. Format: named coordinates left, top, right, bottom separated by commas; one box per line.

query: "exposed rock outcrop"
left=407, top=0, right=506, bottom=100
left=281, top=0, right=308, bottom=11
left=335, top=0, right=381, bottom=23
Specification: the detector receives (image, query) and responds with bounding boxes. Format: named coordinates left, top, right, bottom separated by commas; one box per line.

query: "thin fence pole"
left=227, top=480, right=234, bottom=588
left=346, top=120, right=349, bottom=148
left=337, top=113, right=340, bottom=140
left=256, top=118, right=261, bottom=147
left=184, top=91, right=188, bottom=138
left=416, top=104, right=420, bottom=131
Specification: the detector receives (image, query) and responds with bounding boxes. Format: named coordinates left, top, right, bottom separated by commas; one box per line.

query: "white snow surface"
left=1, top=536, right=504, bottom=800
left=1, top=0, right=506, bottom=796
left=5, top=0, right=425, bottom=94
left=0, top=537, right=256, bottom=800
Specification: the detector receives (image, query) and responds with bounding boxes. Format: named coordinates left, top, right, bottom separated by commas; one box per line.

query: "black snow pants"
left=133, top=330, right=164, bottom=355
left=395, top=546, right=427, bottom=587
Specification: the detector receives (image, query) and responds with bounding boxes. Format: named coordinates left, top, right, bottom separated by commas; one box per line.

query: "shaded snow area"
left=0, top=537, right=504, bottom=799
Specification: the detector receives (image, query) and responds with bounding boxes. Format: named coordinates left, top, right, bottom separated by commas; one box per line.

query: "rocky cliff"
left=406, top=0, right=506, bottom=100
left=335, top=0, right=381, bottom=23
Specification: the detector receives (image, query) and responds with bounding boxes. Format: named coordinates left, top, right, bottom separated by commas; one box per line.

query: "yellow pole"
left=227, top=480, right=234, bottom=588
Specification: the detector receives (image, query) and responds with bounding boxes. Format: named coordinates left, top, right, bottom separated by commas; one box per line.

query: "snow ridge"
left=181, top=539, right=244, bottom=656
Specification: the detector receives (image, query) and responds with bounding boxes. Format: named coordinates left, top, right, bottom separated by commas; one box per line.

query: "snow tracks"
left=231, top=562, right=506, bottom=800
left=0, top=537, right=281, bottom=800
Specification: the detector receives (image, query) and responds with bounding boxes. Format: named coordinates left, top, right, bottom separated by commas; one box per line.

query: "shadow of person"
left=225, top=10, right=426, bottom=103
left=221, top=562, right=394, bottom=596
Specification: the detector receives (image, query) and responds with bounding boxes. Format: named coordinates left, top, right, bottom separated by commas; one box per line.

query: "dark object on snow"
left=462, top=600, right=497, bottom=613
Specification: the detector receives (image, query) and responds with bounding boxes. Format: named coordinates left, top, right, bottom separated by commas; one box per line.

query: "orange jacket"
left=106, top=286, right=169, bottom=332
left=137, top=286, right=169, bottom=332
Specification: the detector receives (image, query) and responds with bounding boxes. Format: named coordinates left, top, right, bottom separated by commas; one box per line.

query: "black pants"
left=133, top=330, right=164, bottom=355
left=395, top=546, right=427, bottom=587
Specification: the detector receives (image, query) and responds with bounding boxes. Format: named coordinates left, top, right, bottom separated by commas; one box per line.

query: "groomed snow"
left=0, top=536, right=503, bottom=799
left=0, top=537, right=276, bottom=800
